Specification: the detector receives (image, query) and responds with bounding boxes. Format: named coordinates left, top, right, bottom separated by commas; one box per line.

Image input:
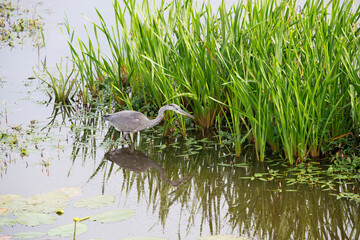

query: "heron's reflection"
left=104, top=147, right=195, bottom=187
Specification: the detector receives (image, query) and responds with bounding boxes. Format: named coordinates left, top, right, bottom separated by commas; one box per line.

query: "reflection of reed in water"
left=92, top=129, right=360, bottom=239
left=104, top=147, right=195, bottom=187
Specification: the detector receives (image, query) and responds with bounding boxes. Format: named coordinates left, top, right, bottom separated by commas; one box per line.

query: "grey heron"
left=103, top=104, right=194, bottom=143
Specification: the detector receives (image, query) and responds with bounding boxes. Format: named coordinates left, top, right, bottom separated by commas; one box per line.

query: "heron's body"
left=103, top=104, right=194, bottom=143
left=106, top=111, right=153, bottom=132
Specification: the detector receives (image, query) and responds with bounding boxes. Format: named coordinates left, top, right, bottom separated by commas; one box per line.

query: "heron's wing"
left=108, top=111, right=150, bottom=132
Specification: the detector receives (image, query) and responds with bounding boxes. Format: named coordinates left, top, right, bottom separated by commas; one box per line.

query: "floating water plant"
left=0, top=0, right=44, bottom=48
left=48, top=222, right=88, bottom=238
left=0, top=188, right=140, bottom=239
left=74, top=194, right=115, bottom=209
left=16, top=212, right=56, bottom=227
left=0, top=187, right=82, bottom=217
left=12, top=231, right=46, bottom=239
left=0, top=114, right=59, bottom=173
left=89, top=209, right=135, bottom=223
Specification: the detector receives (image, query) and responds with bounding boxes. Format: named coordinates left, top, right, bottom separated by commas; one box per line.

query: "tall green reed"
left=114, top=0, right=226, bottom=130
left=216, top=0, right=360, bottom=163
left=62, top=0, right=360, bottom=163
left=36, top=58, right=77, bottom=104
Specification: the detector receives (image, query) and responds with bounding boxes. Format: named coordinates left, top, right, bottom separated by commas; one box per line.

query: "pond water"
left=1, top=0, right=360, bottom=239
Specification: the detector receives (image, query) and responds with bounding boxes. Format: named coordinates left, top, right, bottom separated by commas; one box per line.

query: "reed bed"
left=63, top=0, right=360, bottom=163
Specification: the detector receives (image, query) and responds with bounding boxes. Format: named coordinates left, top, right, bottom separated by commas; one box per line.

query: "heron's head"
left=163, top=104, right=194, bottom=119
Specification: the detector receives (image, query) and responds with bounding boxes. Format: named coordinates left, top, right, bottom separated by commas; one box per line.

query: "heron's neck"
left=147, top=107, right=167, bottom=129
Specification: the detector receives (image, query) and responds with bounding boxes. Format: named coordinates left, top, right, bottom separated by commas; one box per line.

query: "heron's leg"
left=130, top=132, right=134, bottom=143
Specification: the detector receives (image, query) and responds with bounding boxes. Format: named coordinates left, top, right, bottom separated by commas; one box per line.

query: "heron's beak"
left=178, top=109, right=195, bottom=119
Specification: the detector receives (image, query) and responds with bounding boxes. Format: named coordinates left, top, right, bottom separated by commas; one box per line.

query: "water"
left=1, top=0, right=360, bottom=239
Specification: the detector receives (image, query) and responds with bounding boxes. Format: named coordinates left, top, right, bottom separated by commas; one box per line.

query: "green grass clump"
left=62, top=0, right=360, bottom=163
left=36, top=59, right=77, bottom=104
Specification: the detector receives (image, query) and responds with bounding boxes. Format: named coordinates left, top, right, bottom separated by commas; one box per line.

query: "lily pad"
left=0, top=236, right=11, bottom=240
left=0, top=209, right=7, bottom=215
left=90, top=209, right=135, bottom=223
left=0, top=217, right=17, bottom=227
left=12, top=231, right=46, bottom=239
left=74, top=195, right=115, bottom=209
left=26, top=187, right=82, bottom=213
left=16, top=212, right=56, bottom=226
left=48, top=222, right=88, bottom=238
left=0, top=188, right=82, bottom=216
left=0, top=195, right=27, bottom=216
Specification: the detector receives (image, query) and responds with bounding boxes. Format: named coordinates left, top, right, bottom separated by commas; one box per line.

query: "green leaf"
left=0, top=208, right=8, bottom=215
left=0, top=217, right=17, bottom=227
left=74, top=195, right=115, bottom=209
left=16, top=212, right=56, bottom=226
left=90, top=209, right=135, bottom=223
left=12, top=232, right=46, bottom=239
left=26, top=187, right=82, bottom=213
left=48, top=222, right=88, bottom=237
left=0, top=194, right=27, bottom=216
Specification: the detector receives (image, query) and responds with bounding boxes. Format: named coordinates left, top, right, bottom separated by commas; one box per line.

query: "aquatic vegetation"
left=48, top=222, right=88, bottom=238
left=2, top=104, right=358, bottom=239
left=220, top=156, right=360, bottom=202
left=0, top=118, right=56, bottom=172
left=0, top=187, right=82, bottom=219
left=63, top=16, right=108, bottom=106
left=12, top=231, right=46, bottom=239
left=94, top=132, right=359, bottom=239
left=35, top=59, right=78, bottom=104
left=60, top=0, right=360, bottom=163
left=0, top=189, right=142, bottom=239
left=0, top=0, right=44, bottom=48
left=74, top=194, right=115, bottom=209
left=89, top=209, right=135, bottom=223
left=216, top=0, right=360, bottom=163
left=5, top=0, right=359, bottom=238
